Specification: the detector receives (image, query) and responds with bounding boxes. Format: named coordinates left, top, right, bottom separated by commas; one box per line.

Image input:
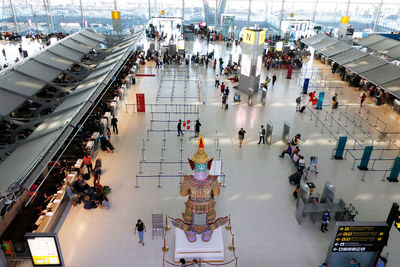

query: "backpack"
left=296, top=97, right=301, bottom=104
left=103, top=186, right=111, bottom=194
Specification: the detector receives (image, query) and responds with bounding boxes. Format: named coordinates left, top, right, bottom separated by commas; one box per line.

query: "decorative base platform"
left=174, top=227, right=224, bottom=263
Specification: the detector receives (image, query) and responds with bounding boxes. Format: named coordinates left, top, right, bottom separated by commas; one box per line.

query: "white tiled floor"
left=58, top=40, right=400, bottom=267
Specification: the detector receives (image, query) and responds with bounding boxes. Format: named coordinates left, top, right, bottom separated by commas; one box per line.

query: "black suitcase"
left=288, top=172, right=301, bottom=185
left=225, top=103, right=228, bottom=110
left=299, top=106, right=306, bottom=113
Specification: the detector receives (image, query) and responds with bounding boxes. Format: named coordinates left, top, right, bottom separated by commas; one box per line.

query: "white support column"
left=182, top=0, right=185, bottom=21
left=311, top=0, right=318, bottom=23
left=9, top=0, right=19, bottom=33
left=114, top=0, right=117, bottom=10
left=215, top=0, right=218, bottom=27
left=148, top=0, right=151, bottom=20
left=345, top=0, right=351, bottom=16
left=373, top=0, right=384, bottom=32
left=247, top=0, right=252, bottom=27
left=278, top=0, right=285, bottom=32
left=79, top=0, right=85, bottom=28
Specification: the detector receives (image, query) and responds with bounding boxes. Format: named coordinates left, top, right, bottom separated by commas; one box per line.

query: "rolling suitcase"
left=225, top=103, right=228, bottom=110
left=288, top=172, right=301, bottom=185
left=299, top=106, right=306, bottom=113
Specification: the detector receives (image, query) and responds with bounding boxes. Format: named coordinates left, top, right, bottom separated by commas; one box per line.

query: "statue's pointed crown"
left=192, top=135, right=209, bottom=164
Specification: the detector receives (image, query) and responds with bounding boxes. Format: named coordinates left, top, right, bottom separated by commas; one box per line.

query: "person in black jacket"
left=111, top=115, right=118, bottom=135
left=177, top=119, right=183, bottom=136
left=195, top=119, right=201, bottom=138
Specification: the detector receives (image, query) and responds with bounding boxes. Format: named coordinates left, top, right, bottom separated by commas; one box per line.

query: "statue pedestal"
left=174, top=227, right=224, bottom=263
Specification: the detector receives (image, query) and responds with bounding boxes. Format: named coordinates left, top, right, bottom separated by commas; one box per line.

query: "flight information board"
left=332, top=225, right=388, bottom=252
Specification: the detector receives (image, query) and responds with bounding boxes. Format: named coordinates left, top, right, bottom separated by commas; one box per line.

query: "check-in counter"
left=34, top=171, right=78, bottom=233
left=73, top=159, right=83, bottom=170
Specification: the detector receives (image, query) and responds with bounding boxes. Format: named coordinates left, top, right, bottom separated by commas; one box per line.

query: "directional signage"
left=332, top=225, right=388, bottom=252
left=395, top=212, right=400, bottom=232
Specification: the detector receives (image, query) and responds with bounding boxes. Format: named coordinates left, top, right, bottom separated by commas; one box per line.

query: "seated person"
left=83, top=195, right=93, bottom=209
left=298, top=156, right=306, bottom=172
left=292, top=151, right=300, bottom=165
left=99, top=134, right=115, bottom=153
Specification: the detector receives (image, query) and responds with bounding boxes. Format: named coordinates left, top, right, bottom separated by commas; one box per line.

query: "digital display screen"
left=27, top=237, right=61, bottom=266
left=241, top=54, right=251, bottom=77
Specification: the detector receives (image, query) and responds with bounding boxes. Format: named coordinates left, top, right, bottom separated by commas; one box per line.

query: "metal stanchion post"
left=218, top=149, right=222, bottom=160
left=320, top=124, right=324, bottom=134
left=352, top=124, right=356, bottom=134
left=352, top=159, right=356, bottom=170
left=143, top=138, right=146, bottom=150
left=336, top=125, right=340, bottom=134
left=353, top=113, right=356, bottom=122
left=338, top=112, right=342, bottom=121
left=324, top=112, right=328, bottom=121
left=361, top=171, right=367, bottom=182
left=371, top=159, right=376, bottom=170
left=142, top=148, right=146, bottom=161
left=139, top=162, right=143, bottom=174
left=309, top=110, right=313, bottom=121
left=157, top=174, right=162, bottom=188
left=314, top=117, right=318, bottom=127
left=374, top=118, right=378, bottom=128
left=345, top=105, right=348, bottom=114
left=135, top=175, right=139, bottom=188
left=330, top=116, right=333, bottom=127
left=161, top=148, right=165, bottom=161
left=147, top=130, right=150, bottom=141
left=159, top=162, right=163, bottom=174
left=381, top=170, right=388, bottom=182
left=150, top=120, right=153, bottom=130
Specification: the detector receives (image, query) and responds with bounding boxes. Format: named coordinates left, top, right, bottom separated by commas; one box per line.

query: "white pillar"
left=373, top=0, right=384, bottom=32
left=9, top=0, right=19, bottom=32
left=79, top=0, right=85, bottom=27
left=247, top=0, right=252, bottom=27
left=278, top=0, right=285, bottom=32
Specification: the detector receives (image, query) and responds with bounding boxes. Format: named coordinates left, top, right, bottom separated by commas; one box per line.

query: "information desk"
left=34, top=171, right=77, bottom=233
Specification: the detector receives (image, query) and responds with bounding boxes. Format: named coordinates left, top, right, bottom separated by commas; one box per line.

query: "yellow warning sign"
left=341, top=16, right=350, bottom=24
left=243, top=29, right=255, bottom=45
left=112, top=11, right=121, bottom=19
left=160, top=10, right=165, bottom=15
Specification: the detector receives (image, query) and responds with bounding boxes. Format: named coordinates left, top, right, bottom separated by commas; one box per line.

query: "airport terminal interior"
left=0, top=1, right=400, bottom=267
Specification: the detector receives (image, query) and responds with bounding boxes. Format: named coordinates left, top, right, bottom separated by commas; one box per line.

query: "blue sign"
left=387, top=157, right=400, bottom=182
left=358, top=146, right=373, bottom=170
left=316, top=92, right=325, bottom=109
left=302, top=78, right=310, bottom=94
left=334, top=136, right=347, bottom=159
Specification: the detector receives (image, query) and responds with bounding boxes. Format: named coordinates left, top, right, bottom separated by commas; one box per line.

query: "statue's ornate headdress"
left=188, top=135, right=213, bottom=171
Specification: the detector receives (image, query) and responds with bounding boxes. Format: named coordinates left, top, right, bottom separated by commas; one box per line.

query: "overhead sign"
left=160, top=10, right=165, bottom=15
left=332, top=225, right=388, bottom=252
left=25, top=233, right=64, bottom=266
left=341, top=16, right=350, bottom=24
left=243, top=29, right=255, bottom=45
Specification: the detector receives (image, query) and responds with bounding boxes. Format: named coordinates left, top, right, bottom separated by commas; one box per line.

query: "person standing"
left=224, top=86, right=230, bottom=97
left=213, top=58, right=216, bottom=69
left=177, top=119, right=184, bottom=136
left=83, top=154, right=92, bottom=175
left=134, top=219, right=146, bottom=246
left=111, top=115, right=118, bottom=135
left=321, top=211, right=330, bottom=232
left=238, top=128, right=246, bottom=147
left=296, top=96, right=301, bottom=112
left=195, top=119, right=201, bottom=138
left=360, top=92, right=366, bottom=107
left=258, top=125, right=266, bottom=144
left=272, top=74, right=277, bottom=85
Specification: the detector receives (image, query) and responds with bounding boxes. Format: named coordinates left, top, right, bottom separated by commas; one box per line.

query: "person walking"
left=258, top=125, right=266, bottom=144
left=220, top=82, right=225, bottom=96
left=215, top=75, right=220, bottom=88
left=238, top=128, right=246, bottom=147
left=213, top=58, right=217, bottom=69
left=195, top=119, right=201, bottom=138
left=360, top=92, right=366, bottom=107
left=272, top=74, right=277, bottom=85
left=321, top=211, right=330, bottom=233
left=177, top=119, right=183, bottom=136
left=222, top=94, right=227, bottom=109
left=134, top=219, right=146, bottom=246
left=111, top=115, right=118, bottom=135
left=332, top=93, right=338, bottom=109
left=224, top=86, right=230, bottom=97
